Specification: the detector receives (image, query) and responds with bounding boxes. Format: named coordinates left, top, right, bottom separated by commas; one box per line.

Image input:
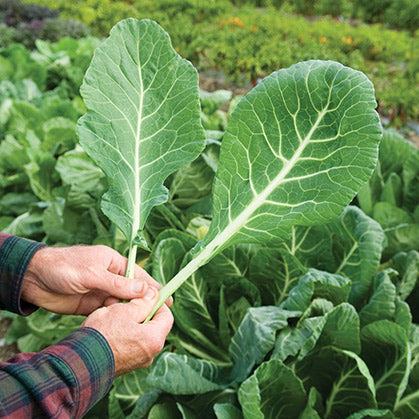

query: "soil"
left=0, top=314, right=18, bottom=361
left=199, top=73, right=250, bottom=98
left=410, top=133, right=419, bottom=148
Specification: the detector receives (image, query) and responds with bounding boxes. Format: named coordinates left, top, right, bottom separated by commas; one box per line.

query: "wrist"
left=21, top=246, right=49, bottom=306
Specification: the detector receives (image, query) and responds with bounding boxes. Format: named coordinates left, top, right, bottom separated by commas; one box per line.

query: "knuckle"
left=138, top=340, right=154, bottom=360
left=143, top=358, right=154, bottom=368
left=95, top=244, right=109, bottom=252
left=150, top=339, right=165, bottom=354
left=112, top=277, right=123, bottom=290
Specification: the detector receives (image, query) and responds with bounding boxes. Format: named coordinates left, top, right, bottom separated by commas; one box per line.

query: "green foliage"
left=22, top=0, right=419, bottom=118
left=78, top=18, right=206, bottom=274
left=1, top=16, right=418, bottom=419
left=352, top=0, right=393, bottom=23
left=384, top=0, right=419, bottom=33
left=22, top=0, right=138, bottom=35
left=0, top=0, right=90, bottom=48
left=357, top=129, right=419, bottom=260
left=352, top=0, right=419, bottom=33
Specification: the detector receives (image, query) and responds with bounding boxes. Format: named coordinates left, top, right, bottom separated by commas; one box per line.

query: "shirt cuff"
left=0, top=235, right=45, bottom=315
left=42, top=327, right=115, bottom=418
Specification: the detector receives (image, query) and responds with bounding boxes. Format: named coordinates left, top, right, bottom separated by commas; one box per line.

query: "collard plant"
left=77, top=18, right=382, bottom=319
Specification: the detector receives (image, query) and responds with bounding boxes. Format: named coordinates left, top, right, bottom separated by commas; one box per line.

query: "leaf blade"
left=77, top=18, right=205, bottom=246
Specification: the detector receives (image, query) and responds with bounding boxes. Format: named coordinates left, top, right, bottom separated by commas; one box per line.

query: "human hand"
left=82, top=290, right=174, bottom=376
left=21, top=245, right=172, bottom=315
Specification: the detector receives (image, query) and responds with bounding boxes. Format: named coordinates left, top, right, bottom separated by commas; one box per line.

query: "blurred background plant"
left=0, top=0, right=90, bottom=49
left=16, top=0, right=418, bottom=122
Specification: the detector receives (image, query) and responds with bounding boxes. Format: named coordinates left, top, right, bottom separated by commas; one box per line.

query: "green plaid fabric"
left=0, top=233, right=45, bottom=314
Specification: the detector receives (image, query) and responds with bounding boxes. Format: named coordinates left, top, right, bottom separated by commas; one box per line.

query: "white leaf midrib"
left=156, top=83, right=333, bottom=306
left=169, top=106, right=329, bottom=284
left=205, top=106, right=328, bottom=256
left=132, top=39, right=143, bottom=244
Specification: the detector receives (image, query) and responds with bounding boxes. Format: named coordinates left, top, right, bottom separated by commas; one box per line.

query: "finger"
left=133, top=265, right=173, bottom=307
left=105, top=251, right=173, bottom=305
left=104, top=248, right=173, bottom=306
left=106, top=250, right=155, bottom=287
left=88, top=271, right=152, bottom=300
left=104, top=296, right=119, bottom=306
left=108, top=288, right=159, bottom=323
left=133, top=264, right=162, bottom=289
left=141, top=304, right=174, bottom=339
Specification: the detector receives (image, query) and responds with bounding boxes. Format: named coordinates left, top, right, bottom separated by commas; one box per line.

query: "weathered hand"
left=82, top=291, right=174, bottom=376
left=21, top=245, right=172, bottom=315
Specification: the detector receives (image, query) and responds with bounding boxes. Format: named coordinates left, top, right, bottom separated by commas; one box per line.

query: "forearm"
left=0, top=327, right=114, bottom=419
left=0, top=233, right=45, bottom=315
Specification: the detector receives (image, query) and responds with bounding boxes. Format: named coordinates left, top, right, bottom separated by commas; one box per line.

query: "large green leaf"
left=328, top=207, right=385, bottom=304
left=202, top=244, right=253, bottom=281
left=297, top=346, right=377, bottom=418
left=249, top=248, right=307, bottom=305
left=392, top=251, right=419, bottom=301
left=299, top=387, right=323, bottom=419
left=238, top=359, right=307, bottom=419
left=380, top=172, right=402, bottom=207
left=402, top=148, right=419, bottom=213
left=77, top=18, right=205, bottom=253
left=361, top=320, right=409, bottom=410
left=200, top=60, right=381, bottom=253
left=298, top=303, right=361, bottom=359
left=379, top=129, right=416, bottom=180
left=271, top=326, right=312, bottom=362
left=229, top=306, right=300, bottom=382
left=359, top=270, right=397, bottom=327
left=147, top=352, right=228, bottom=395
left=394, top=325, right=419, bottom=418
left=2, top=211, right=44, bottom=239
left=280, top=269, right=352, bottom=312
left=345, top=409, right=394, bottom=419
left=373, top=202, right=419, bottom=259
left=108, top=367, right=160, bottom=417
left=169, top=141, right=219, bottom=209
left=285, top=207, right=385, bottom=306
left=151, top=60, right=382, bottom=316
left=152, top=237, right=228, bottom=362
left=56, top=147, right=105, bottom=194
left=214, top=403, right=243, bottom=419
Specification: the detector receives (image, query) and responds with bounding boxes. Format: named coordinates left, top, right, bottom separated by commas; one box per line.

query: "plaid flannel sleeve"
left=0, top=233, right=45, bottom=315
left=0, top=234, right=115, bottom=418
left=0, top=327, right=114, bottom=419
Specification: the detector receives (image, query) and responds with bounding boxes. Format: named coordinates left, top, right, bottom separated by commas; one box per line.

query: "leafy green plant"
left=357, top=129, right=419, bottom=260
left=0, top=0, right=90, bottom=48
left=78, top=18, right=382, bottom=316
left=77, top=19, right=206, bottom=278
left=1, top=15, right=418, bottom=419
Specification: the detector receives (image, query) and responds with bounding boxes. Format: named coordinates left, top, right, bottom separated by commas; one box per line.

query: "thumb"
left=109, top=288, right=159, bottom=323
left=91, top=271, right=150, bottom=299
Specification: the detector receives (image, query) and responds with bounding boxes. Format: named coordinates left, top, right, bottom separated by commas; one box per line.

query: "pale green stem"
left=145, top=242, right=216, bottom=321
left=125, top=244, right=138, bottom=279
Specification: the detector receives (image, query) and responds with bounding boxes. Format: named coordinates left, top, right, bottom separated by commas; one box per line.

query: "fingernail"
left=132, top=281, right=145, bottom=294
left=145, top=287, right=156, bottom=300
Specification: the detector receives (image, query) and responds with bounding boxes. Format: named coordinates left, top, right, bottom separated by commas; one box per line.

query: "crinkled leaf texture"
left=77, top=18, right=205, bottom=245
left=238, top=359, right=307, bottom=419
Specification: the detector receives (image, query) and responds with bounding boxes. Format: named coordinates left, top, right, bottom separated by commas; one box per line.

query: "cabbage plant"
left=77, top=18, right=382, bottom=319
